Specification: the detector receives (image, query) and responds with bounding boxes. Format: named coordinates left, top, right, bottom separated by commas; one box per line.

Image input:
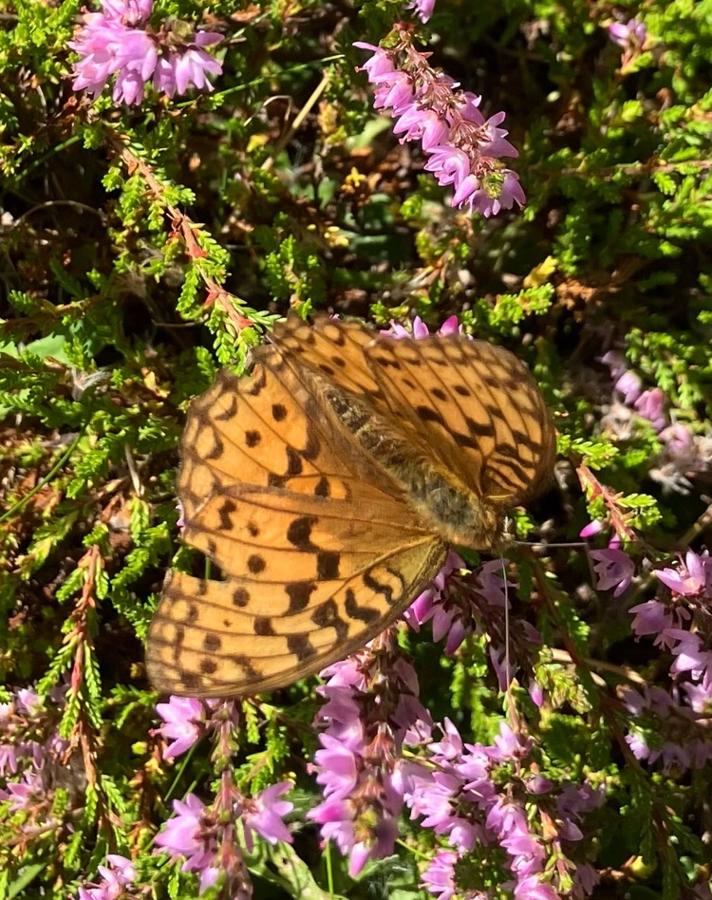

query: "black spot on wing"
left=203, top=633, right=221, bottom=651
left=287, top=634, right=317, bottom=661
left=344, top=588, right=379, bottom=623
left=248, top=554, right=266, bottom=574
left=286, top=581, right=317, bottom=613
left=317, top=551, right=340, bottom=580
left=416, top=405, right=446, bottom=426
left=312, top=599, right=348, bottom=639
left=254, top=616, right=275, bottom=636
left=287, top=516, right=319, bottom=551
left=218, top=499, right=237, bottom=530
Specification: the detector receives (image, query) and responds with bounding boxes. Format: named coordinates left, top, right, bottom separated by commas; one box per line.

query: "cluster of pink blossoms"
left=308, top=631, right=431, bottom=876
left=78, top=855, right=136, bottom=900
left=71, top=0, right=222, bottom=105
left=151, top=697, right=293, bottom=894
left=607, top=17, right=647, bottom=62
left=355, top=32, right=525, bottom=217
left=0, top=686, right=71, bottom=835
left=623, top=550, right=712, bottom=770
left=600, top=350, right=711, bottom=495
left=410, top=719, right=602, bottom=899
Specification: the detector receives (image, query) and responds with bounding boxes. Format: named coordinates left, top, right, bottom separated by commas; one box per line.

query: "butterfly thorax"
left=322, top=384, right=503, bottom=551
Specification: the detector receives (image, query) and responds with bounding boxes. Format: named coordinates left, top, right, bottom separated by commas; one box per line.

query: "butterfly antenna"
left=501, top=554, right=516, bottom=725
left=510, top=539, right=589, bottom=549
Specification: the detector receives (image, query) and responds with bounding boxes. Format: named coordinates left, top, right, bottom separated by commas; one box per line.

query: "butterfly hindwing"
left=147, top=491, right=446, bottom=695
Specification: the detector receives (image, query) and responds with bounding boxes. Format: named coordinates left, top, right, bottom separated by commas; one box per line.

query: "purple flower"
left=589, top=542, right=634, bottom=596
left=485, top=722, right=531, bottom=762
left=155, top=793, right=219, bottom=893
left=15, top=689, right=42, bottom=716
left=629, top=599, right=673, bottom=639
left=422, top=849, right=457, bottom=899
left=634, top=388, right=666, bottom=431
left=614, top=370, right=642, bottom=404
left=78, top=854, right=137, bottom=900
left=312, top=733, right=359, bottom=800
left=0, top=743, right=18, bottom=776
left=155, top=695, right=205, bottom=759
left=659, top=423, right=695, bottom=459
left=3, top=770, right=42, bottom=812
left=309, top=635, right=429, bottom=876
left=608, top=18, right=647, bottom=50
left=406, top=0, right=436, bottom=23
left=70, top=0, right=222, bottom=106
left=152, top=33, right=223, bottom=98
left=242, top=782, right=293, bottom=851
left=579, top=519, right=604, bottom=538
left=405, top=551, right=468, bottom=653
left=355, top=36, right=524, bottom=217
left=600, top=350, right=627, bottom=380
left=669, top=631, right=712, bottom=682
left=655, top=550, right=710, bottom=597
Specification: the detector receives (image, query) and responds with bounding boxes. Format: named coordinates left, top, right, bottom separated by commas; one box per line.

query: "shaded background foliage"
left=0, top=0, right=711, bottom=897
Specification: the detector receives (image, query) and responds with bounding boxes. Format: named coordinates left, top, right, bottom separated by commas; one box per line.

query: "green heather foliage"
left=0, top=0, right=711, bottom=898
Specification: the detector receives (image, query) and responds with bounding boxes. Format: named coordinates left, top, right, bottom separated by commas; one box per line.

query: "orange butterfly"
left=146, top=317, right=555, bottom=696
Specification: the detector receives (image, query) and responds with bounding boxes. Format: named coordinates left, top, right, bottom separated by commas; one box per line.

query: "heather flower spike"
left=355, top=32, right=525, bottom=217
left=71, top=0, right=222, bottom=105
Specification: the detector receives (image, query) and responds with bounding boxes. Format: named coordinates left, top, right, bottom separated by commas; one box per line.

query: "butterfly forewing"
left=146, top=345, right=447, bottom=696
left=366, top=334, right=556, bottom=505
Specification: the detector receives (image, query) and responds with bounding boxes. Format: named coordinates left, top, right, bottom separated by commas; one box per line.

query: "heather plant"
left=1, top=0, right=711, bottom=897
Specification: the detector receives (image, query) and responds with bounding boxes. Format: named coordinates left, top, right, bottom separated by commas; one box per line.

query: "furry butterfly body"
left=146, top=318, right=555, bottom=696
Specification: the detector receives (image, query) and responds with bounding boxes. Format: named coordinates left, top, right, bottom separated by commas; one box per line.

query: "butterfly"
left=146, top=316, right=556, bottom=697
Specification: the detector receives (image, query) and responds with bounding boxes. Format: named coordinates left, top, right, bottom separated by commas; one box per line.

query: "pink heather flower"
left=15, top=689, right=42, bottom=716
left=407, top=0, right=436, bottom=23
left=659, top=423, right=695, bottom=458
left=589, top=542, right=634, bottom=596
left=309, top=636, right=430, bottom=876
left=668, top=631, right=712, bottom=682
left=634, top=388, right=666, bottom=431
left=404, top=551, right=467, bottom=652
left=242, top=782, right=293, bottom=851
left=579, top=519, right=604, bottom=538
left=355, top=36, right=525, bottom=217
left=384, top=315, right=461, bottom=341
left=485, top=722, right=531, bottom=762
left=614, top=370, right=642, bottom=404
left=78, top=854, right=137, bottom=900
left=529, top=681, right=545, bottom=708
left=600, top=350, right=627, bottom=380
left=655, top=550, right=710, bottom=597
left=155, top=695, right=205, bottom=758
left=422, top=849, right=458, bottom=900
left=70, top=0, right=222, bottom=106
left=608, top=18, right=647, bottom=50
left=155, top=793, right=220, bottom=892
left=3, top=770, right=43, bottom=812
left=0, top=744, right=18, bottom=776
left=629, top=599, right=674, bottom=639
